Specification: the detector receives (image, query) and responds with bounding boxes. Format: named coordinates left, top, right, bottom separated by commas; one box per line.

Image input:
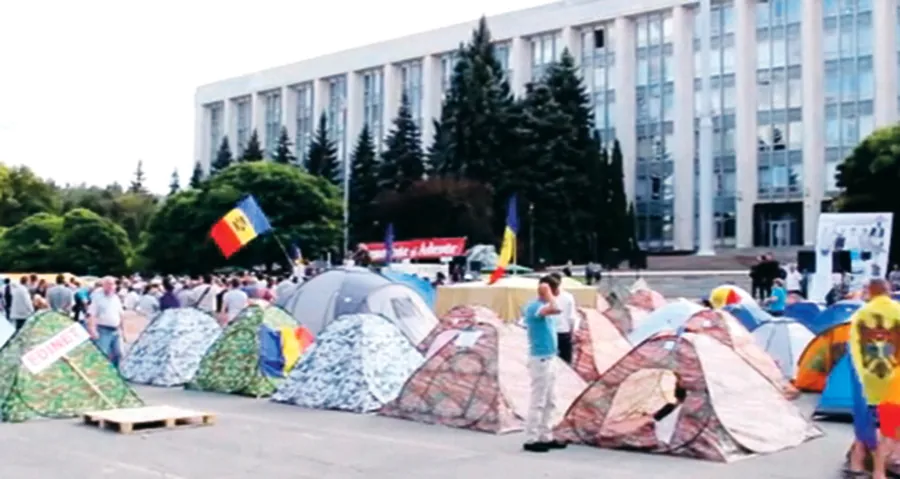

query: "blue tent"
left=815, top=354, right=853, bottom=420
left=724, top=302, right=771, bottom=332
left=784, top=301, right=822, bottom=329
left=805, top=300, right=862, bottom=335
left=381, top=269, right=436, bottom=308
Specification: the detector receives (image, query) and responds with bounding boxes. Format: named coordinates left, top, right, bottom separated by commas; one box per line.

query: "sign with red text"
left=364, top=237, right=467, bottom=261
left=21, top=323, right=90, bottom=374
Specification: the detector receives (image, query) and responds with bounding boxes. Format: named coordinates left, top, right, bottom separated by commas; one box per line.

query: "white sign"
left=454, top=330, right=483, bottom=348
left=21, top=323, right=90, bottom=374
left=810, top=212, right=893, bottom=302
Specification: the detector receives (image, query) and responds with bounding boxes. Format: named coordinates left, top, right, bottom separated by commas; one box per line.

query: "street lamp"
left=696, top=0, right=716, bottom=255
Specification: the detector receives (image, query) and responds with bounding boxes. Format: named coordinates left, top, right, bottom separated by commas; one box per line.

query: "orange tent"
left=794, top=322, right=850, bottom=392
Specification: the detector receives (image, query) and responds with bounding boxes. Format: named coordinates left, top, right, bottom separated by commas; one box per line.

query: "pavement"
left=0, top=386, right=853, bottom=479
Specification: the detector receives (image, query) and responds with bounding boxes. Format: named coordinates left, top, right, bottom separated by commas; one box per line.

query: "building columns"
left=873, top=0, right=898, bottom=128
left=613, top=16, right=637, bottom=204
left=734, top=0, right=758, bottom=248
left=509, top=36, right=531, bottom=97
left=672, top=5, right=695, bottom=251
left=421, top=55, right=441, bottom=148
left=801, top=0, right=825, bottom=246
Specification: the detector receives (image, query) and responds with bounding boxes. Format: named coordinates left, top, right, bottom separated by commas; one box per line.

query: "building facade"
left=195, top=0, right=898, bottom=252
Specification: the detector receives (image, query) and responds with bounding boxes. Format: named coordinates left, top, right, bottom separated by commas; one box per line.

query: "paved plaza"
left=1, top=386, right=852, bottom=478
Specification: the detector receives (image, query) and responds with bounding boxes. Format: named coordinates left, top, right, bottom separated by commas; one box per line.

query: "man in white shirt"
left=275, top=276, right=299, bottom=302
left=7, top=278, right=35, bottom=330
left=222, top=278, right=249, bottom=323
left=785, top=263, right=803, bottom=296
left=549, top=273, right=578, bottom=364
left=190, top=275, right=219, bottom=313
left=86, top=277, right=125, bottom=366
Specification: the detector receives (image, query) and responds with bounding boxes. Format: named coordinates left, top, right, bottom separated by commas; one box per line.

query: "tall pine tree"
left=168, top=168, right=180, bottom=196
left=241, top=130, right=264, bottom=162
left=129, top=160, right=147, bottom=194
left=273, top=126, right=296, bottom=164
left=607, top=140, right=631, bottom=253
left=189, top=161, right=204, bottom=188
left=348, top=124, right=380, bottom=243
left=379, top=93, right=425, bottom=192
left=306, top=113, right=340, bottom=184
left=211, top=136, right=234, bottom=173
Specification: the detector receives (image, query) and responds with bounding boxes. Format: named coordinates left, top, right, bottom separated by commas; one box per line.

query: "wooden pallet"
left=82, top=405, right=216, bottom=434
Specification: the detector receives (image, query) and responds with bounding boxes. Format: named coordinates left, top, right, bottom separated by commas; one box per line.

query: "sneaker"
left=545, top=440, right=568, bottom=450
left=523, top=442, right=550, bottom=453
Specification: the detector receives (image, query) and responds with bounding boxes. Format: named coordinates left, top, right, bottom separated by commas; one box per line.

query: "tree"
left=168, top=168, right=180, bottom=196
left=306, top=113, right=340, bottom=185
left=54, top=208, right=133, bottom=275
left=348, top=124, right=380, bottom=244
left=0, top=212, right=63, bottom=271
left=190, top=161, right=204, bottom=188
left=835, top=125, right=900, bottom=263
left=211, top=136, right=234, bottom=173
left=273, top=126, right=296, bottom=165
left=240, top=130, right=264, bottom=162
left=0, top=164, right=61, bottom=227
left=607, top=139, right=631, bottom=253
left=379, top=93, right=425, bottom=192
left=57, top=183, right=157, bottom=244
left=141, top=162, right=343, bottom=274
left=130, top=160, right=147, bottom=194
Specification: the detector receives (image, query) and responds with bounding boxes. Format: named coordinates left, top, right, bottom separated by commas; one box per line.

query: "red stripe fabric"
left=210, top=219, right=243, bottom=258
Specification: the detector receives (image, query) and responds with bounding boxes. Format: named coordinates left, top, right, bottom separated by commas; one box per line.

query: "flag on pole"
left=209, top=195, right=272, bottom=259
left=488, top=195, right=518, bottom=285
left=385, top=223, right=395, bottom=265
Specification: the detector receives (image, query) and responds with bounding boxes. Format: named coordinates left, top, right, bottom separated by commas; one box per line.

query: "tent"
left=627, top=299, right=705, bottom=345
left=784, top=301, right=822, bottom=327
left=0, top=315, right=13, bottom=349
left=379, top=317, right=586, bottom=434
left=751, top=318, right=815, bottom=380
left=553, top=333, right=822, bottom=462
left=794, top=322, right=850, bottom=392
left=804, top=300, right=861, bottom=335
left=418, top=304, right=500, bottom=353
left=724, top=302, right=772, bottom=332
left=628, top=279, right=667, bottom=312
left=381, top=268, right=436, bottom=308
left=280, top=267, right=437, bottom=345
left=708, top=284, right=754, bottom=309
left=187, top=305, right=313, bottom=397
left=0, top=311, right=142, bottom=422
left=433, top=276, right=596, bottom=322
left=571, top=308, right=632, bottom=381
left=273, top=313, right=423, bottom=412
left=119, top=308, right=223, bottom=387
left=814, top=354, right=853, bottom=418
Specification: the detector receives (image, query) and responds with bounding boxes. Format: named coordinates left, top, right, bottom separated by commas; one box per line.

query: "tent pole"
left=62, top=355, right=115, bottom=408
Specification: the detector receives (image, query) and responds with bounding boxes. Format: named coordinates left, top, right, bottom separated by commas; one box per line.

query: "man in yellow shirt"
left=848, top=279, right=900, bottom=479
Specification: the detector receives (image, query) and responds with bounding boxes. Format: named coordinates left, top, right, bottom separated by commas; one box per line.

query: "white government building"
left=195, top=0, right=897, bottom=252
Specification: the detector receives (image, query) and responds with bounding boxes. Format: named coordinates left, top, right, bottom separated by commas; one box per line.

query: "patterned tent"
left=273, top=313, right=423, bottom=413
left=628, top=279, right=667, bottom=312
left=379, top=317, right=586, bottom=434
left=187, top=305, right=312, bottom=397
left=572, top=308, right=632, bottom=382
left=417, top=305, right=500, bottom=353
left=554, top=333, right=821, bottom=462
left=0, top=311, right=142, bottom=422
left=0, top=315, right=12, bottom=349
left=120, top=308, right=222, bottom=387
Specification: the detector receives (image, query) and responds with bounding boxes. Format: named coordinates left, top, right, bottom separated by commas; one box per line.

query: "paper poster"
left=21, top=323, right=90, bottom=374
left=810, top=213, right=893, bottom=302
left=454, top=330, right=483, bottom=348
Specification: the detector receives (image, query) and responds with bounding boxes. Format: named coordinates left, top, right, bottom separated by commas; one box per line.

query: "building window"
left=362, top=69, right=384, bottom=151
left=399, top=60, right=423, bottom=130
left=495, top=42, right=512, bottom=79
left=530, top=32, right=561, bottom=81
left=580, top=24, right=616, bottom=144
left=293, top=84, right=313, bottom=163
left=327, top=76, right=348, bottom=184
left=440, top=52, right=458, bottom=96
left=263, top=90, right=281, bottom=157
left=233, top=98, right=251, bottom=156
left=208, top=102, right=223, bottom=163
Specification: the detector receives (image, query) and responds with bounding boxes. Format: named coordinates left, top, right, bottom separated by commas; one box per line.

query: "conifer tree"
left=168, top=168, right=180, bottom=196
left=129, top=160, right=147, bottom=194
left=305, top=113, right=340, bottom=185
left=273, top=126, right=296, bottom=164
left=189, top=161, right=204, bottom=188
left=607, top=140, right=631, bottom=252
left=348, top=124, right=380, bottom=243
left=211, top=136, right=234, bottom=173
left=379, top=93, right=425, bottom=192
left=240, top=130, right=264, bottom=162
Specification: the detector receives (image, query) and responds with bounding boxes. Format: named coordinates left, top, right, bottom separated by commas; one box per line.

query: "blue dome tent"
left=380, top=269, right=436, bottom=308
left=805, top=300, right=862, bottom=335
left=724, top=302, right=771, bottom=332
left=814, top=354, right=853, bottom=419
left=784, top=301, right=822, bottom=329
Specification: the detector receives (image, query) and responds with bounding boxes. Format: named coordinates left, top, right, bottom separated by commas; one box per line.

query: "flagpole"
left=269, top=232, right=296, bottom=270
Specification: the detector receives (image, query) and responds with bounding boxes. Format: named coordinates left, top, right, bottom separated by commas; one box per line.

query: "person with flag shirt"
left=847, top=278, right=900, bottom=479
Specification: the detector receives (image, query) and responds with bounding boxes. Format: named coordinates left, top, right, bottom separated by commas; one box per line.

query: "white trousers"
left=525, top=356, right=557, bottom=443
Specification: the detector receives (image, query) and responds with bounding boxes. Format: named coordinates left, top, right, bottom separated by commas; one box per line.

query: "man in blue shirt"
left=521, top=275, right=564, bottom=453
left=766, top=278, right=788, bottom=317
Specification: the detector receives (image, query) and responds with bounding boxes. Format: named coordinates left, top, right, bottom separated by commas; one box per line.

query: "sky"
left=0, top=0, right=550, bottom=194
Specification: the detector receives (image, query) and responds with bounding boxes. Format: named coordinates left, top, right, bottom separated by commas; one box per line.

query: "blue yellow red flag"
left=488, top=195, right=518, bottom=285
left=209, top=196, right=272, bottom=258
left=259, top=325, right=315, bottom=378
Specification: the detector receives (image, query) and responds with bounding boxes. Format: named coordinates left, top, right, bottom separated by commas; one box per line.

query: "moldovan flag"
left=209, top=196, right=273, bottom=258
left=488, top=195, right=518, bottom=285
left=259, top=326, right=315, bottom=377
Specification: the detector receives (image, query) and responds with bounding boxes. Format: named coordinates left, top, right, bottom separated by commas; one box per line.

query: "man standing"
left=190, top=274, right=218, bottom=314
left=764, top=278, right=788, bottom=317
left=86, top=277, right=124, bottom=366
left=46, top=274, right=74, bottom=314
left=549, top=272, right=577, bottom=364
left=222, top=278, right=249, bottom=324
left=8, top=277, right=34, bottom=330
left=521, top=275, right=565, bottom=453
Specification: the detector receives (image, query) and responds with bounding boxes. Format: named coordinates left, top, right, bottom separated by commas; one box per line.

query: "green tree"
left=306, top=113, right=340, bottom=185
left=54, top=208, right=133, bottom=275
left=211, top=136, right=234, bottom=173
left=140, top=162, right=342, bottom=274
left=168, top=168, right=180, bottom=196
left=348, top=124, right=380, bottom=243
left=0, top=164, right=62, bottom=227
left=0, top=212, right=63, bottom=271
left=129, top=160, right=147, bottom=194
left=241, top=130, right=265, bottom=162
left=58, top=183, right=157, bottom=244
left=273, top=126, right=296, bottom=165
left=190, top=161, right=204, bottom=188
left=836, top=125, right=900, bottom=262
left=379, top=93, right=425, bottom=192
left=607, top=139, right=631, bottom=253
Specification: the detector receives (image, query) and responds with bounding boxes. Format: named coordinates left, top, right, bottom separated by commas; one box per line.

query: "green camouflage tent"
left=0, top=311, right=143, bottom=422
left=187, top=305, right=301, bottom=397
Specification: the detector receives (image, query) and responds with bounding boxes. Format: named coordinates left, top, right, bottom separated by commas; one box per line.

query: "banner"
left=364, top=237, right=466, bottom=261
left=809, top=213, right=893, bottom=302
left=21, top=323, right=90, bottom=374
